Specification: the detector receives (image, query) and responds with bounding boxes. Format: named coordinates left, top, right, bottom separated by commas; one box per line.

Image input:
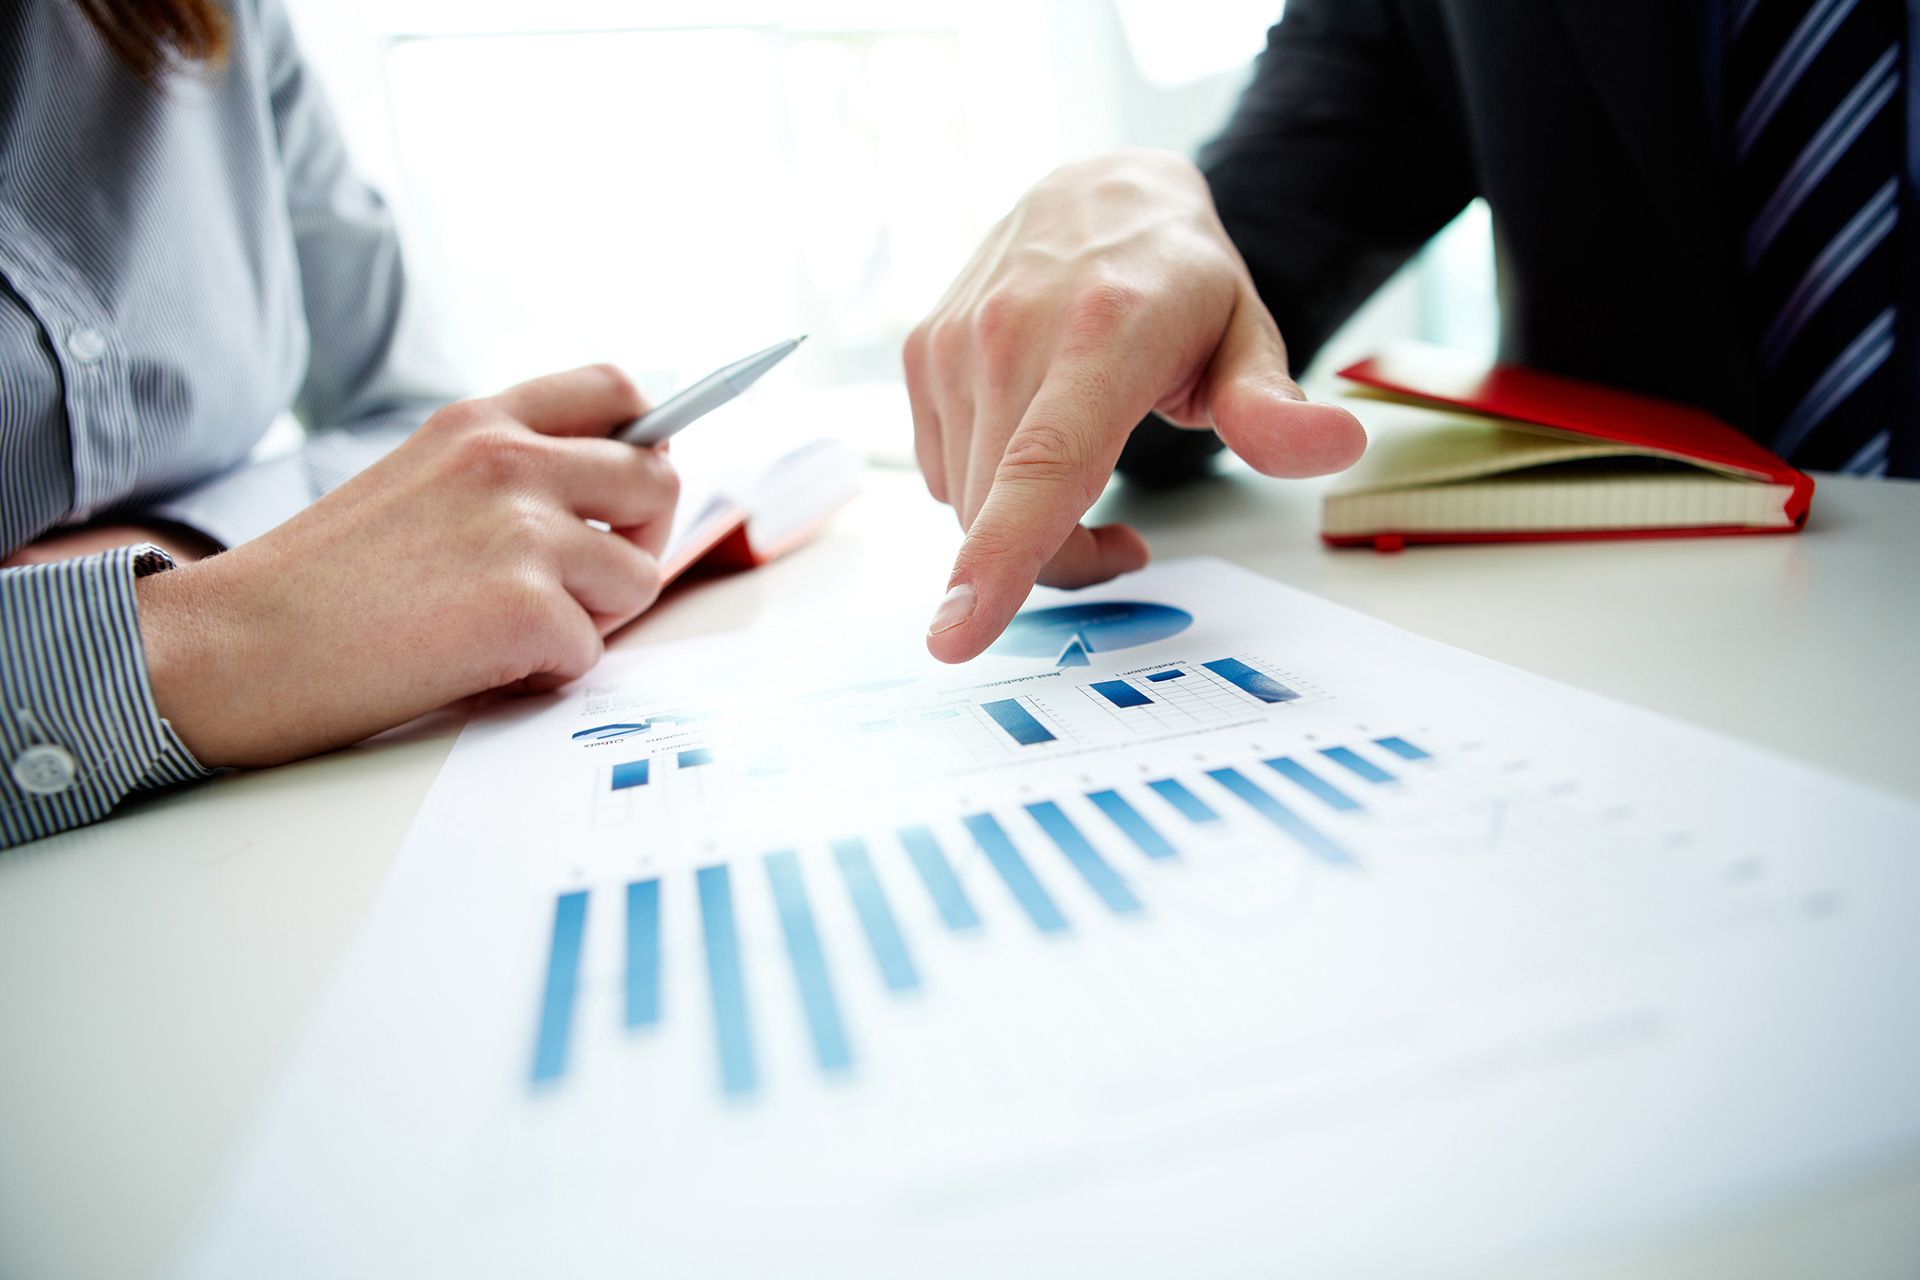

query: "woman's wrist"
left=134, top=553, right=256, bottom=768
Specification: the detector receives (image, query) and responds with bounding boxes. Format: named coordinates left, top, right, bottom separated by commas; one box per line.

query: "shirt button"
left=11, top=744, right=77, bottom=796
left=66, top=327, right=108, bottom=364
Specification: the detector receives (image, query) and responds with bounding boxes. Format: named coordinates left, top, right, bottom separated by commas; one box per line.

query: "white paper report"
left=184, top=559, right=1920, bottom=1277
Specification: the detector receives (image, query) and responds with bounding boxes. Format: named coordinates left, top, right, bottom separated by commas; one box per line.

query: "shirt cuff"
left=1, top=545, right=212, bottom=849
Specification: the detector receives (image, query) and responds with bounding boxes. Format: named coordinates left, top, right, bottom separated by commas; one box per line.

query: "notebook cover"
left=1332, top=343, right=1814, bottom=549
left=659, top=474, right=860, bottom=583
left=660, top=502, right=751, bottom=585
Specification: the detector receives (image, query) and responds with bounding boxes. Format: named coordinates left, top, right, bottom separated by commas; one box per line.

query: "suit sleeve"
left=149, top=0, right=465, bottom=548
left=1120, top=0, right=1476, bottom=483
left=1201, top=0, right=1476, bottom=368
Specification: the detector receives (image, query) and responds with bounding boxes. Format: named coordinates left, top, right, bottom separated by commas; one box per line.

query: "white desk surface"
left=3, top=464, right=1917, bottom=1280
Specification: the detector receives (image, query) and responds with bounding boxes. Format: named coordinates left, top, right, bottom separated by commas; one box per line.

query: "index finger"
left=925, top=361, right=1156, bottom=663
left=541, top=437, right=681, bottom=546
left=493, top=363, right=650, bottom=437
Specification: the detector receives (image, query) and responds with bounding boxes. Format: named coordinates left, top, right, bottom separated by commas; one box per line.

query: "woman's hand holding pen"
left=134, top=364, right=680, bottom=768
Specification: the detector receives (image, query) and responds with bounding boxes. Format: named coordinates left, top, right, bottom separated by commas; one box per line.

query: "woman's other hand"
left=134, top=363, right=679, bottom=768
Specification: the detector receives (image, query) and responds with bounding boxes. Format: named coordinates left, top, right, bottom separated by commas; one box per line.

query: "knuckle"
left=583, top=361, right=641, bottom=405
left=920, top=463, right=949, bottom=505
left=970, top=292, right=1036, bottom=392
left=902, top=323, right=932, bottom=373
left=453, top=427, right=545, bottom=487
left=628, top=551, right=664, bottom=606
left=926, top=317, right=971, bottom=372
left=1063, top=275, right=1142, bottom=345
left=1000, top=420, right=1103, bottom=506
left=971, top=288, right=1031, bottom=355
left=479, top=573, right=573, bottom=690
left=495, top=496, right=556, bottom=558
left=956, top=523, right=1043, bottom=575
left=649, top=457, right=681, bottom=504
left=424, top=396, right=490, bottom=435
left=1001, top=417, right=1083, bottom=473
left=558, top=617, right=605, bottom=679
left=497, top=569, right=559, bottom=648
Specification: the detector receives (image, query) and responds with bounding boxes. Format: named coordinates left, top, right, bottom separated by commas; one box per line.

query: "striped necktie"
left=1725, top=0, right=1907, bottom=476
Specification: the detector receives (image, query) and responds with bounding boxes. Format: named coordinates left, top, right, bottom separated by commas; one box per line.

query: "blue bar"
left=897, top=825, right=982, bottom=931
left=1264, top=756, right=1362, bottom=812
left=1321, top=746, right=1394, bottom=784
left=1203, top=657, right=1299, bottom=703
left=696, top=865, right=757, bottom=1096
left=830, top=839, right=921, bottom=992
left=1087, top=789, right=1178, bottom=860
left=1205, top=768, right=1358, bottom=868
left=982, top=698, right=1055, bottom=745
left=678, top=747, right=714, bottom=768
left=532, top=890, right=588, bottom=1085
left=610, top=759, right=650, bottom=791
left=763, top=852, right=854, bottom=1073
left=1375, top=735, right=1431, bottom=761
left=962, top=813, right=1069, bottom=933
left=1025, top=802, right=1143, bottom=913
left=1148, top=777, right=1222, bottom=824
left=1145, top=669, right=1185, bottom=683
left=624, top=879, right=661, bottom=1029
left=1091, top=679, right=1151, bottom=708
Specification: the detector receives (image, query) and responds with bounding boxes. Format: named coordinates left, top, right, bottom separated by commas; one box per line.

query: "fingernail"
left=928, top=582, right=976, bottom=635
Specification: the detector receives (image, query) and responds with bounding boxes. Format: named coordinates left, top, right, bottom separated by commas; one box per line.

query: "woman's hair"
left=72, top=0, right=230, bottom=82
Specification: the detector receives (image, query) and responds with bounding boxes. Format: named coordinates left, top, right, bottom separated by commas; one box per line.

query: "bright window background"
left=285, top=0, right=1496, bottom=463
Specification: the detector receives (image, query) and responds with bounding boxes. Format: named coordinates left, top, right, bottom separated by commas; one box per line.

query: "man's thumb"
left=1204, top=297, right=1367, bottom=478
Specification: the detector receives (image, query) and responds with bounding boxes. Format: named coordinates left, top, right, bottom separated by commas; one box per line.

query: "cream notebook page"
left=1325, top=395, right=1796, bottom=535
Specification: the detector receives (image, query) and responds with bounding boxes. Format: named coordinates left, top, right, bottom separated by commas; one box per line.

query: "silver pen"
left=614, top=336, right=806, bottom=446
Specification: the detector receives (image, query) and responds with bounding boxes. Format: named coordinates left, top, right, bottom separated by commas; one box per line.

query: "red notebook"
left=1324, top=343, right=1813, bottom=551
left=659, top=437, right=861, bottom=584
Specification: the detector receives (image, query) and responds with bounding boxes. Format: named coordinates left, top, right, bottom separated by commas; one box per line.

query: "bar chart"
left=581, top=637, right=1331, bottom=815
left=1075, top=655, right=1315, bottom=734
left=585, top=647, right=1342, bottom=837
left=601, top=743, right=722, bottom=795
left=531, top=735, right=1430, bottom=1093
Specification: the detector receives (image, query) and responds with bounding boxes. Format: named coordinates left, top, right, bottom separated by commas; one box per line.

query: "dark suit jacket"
left=1121, top=0, right=1920, bottom=481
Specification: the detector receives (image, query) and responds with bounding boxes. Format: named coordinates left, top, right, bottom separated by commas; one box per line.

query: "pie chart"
left=571, top=722, right=653, bottom=742
left=570, top=711, right=704, bottom=743
left=989, top=601, right=1194, bottom=666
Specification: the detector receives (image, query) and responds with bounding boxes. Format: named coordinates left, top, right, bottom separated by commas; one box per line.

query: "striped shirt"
left=1, top=0, right=459, bottom=848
